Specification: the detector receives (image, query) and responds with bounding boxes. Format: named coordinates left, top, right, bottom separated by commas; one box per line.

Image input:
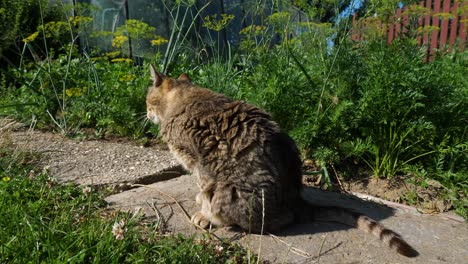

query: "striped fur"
left=309, top=206, right=419, bottom=257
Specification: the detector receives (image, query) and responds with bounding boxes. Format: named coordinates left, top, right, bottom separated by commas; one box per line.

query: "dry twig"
left=131, top=183, right=224, bottom=242
left=267, top=232, right=311, bottom=258
left=315, top=233, right=328, bottom=263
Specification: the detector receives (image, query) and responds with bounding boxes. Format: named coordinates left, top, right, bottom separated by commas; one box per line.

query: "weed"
left=0, top=1, right=466, bottom=217
left=0, top=136, right=254, bottom=263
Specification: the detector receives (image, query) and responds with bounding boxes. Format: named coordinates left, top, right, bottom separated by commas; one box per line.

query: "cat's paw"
left=191, top=211, right=210, bottom=229
left=195, top=192, right=202, bottom=205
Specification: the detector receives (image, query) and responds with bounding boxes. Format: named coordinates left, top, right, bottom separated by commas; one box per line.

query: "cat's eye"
left=147, top=98, right=159, bottom=105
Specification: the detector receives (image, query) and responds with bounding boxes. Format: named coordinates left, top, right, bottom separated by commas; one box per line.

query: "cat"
left=146, top=64, right=418, bottom=258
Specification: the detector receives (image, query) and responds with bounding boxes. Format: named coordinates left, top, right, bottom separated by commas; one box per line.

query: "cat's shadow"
left=227, top=186, right=398, bottom=237
left=283, top=186, right=397, bottom=236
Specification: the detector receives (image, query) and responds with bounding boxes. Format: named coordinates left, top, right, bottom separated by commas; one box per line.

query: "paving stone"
left=7, top=130, right=183, bottom=186
left=106, top=174, right=468, bottom=264
left=6, top=127, right=467, bottom=263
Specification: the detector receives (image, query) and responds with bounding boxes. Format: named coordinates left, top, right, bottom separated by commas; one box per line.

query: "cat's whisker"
left=136, top=116, right=147, bottom=123
left=136, top=112, right=147, bottom=118
left=136, top=112, right=148, bottom=120
left=135, top=118, right=150, bottom=134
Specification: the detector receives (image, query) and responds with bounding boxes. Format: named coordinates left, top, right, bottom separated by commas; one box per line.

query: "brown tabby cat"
left=146, top=65, right=418, bottom=257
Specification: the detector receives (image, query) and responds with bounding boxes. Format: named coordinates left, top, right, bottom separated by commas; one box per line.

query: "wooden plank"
left=417, top=1, right=426, bottom=45
left=352, top=13, right=359, bottom=41
left=449, top=1, right=459, bottom=47
left=438, top=0, right=451, bottom=50
left=378, top=18, right=383, bottom=39
left=423, top=0, right=432, bottom=46
left=430, top=0, right=442, bottom=57
left=402, top=6, right=409, bottom=34
left=388, top=14, right=395, bottom=43
left=459, top=0, right=467, bottom=51
left=348, top=0, right=465, bottom=55
left=395, top=7, right=402, bottom=37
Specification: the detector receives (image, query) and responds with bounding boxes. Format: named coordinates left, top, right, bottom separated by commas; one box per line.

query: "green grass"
left=0, top=139, right=254, bottom=263
left=1, top=1, right=466, bottom=218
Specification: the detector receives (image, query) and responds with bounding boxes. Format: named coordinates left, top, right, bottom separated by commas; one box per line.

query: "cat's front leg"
left=195, top=192, right=203, bottom=204
left=191, top=211, right=211, bottom=229
left=191, top=190, right=213, bottom=228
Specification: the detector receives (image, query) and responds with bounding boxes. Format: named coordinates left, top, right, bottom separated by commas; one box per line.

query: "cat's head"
left=146, top=64, right=191, bottom=124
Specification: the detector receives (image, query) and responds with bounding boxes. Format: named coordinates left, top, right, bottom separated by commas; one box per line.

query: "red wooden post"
left=352, top=13, right=358, bottom=41
left=423, top=0, right=432, bottom=47
left=417, top=1, right=425, bottom=46
left=430, top=0, right=441, bottom=57
left=438, top=0, right=451, bottom=51
left=378, top=18, right=383, bottom=39
left=402, top=6, right=409, bottom=34
left=459, top=0, right=467, bottom=51
left=449, top=1, right=459, bottom=48
left=388, top=14, right=395, bottom=43
left=395, top=7, right=402, bottom=37
left=349, top=0, right=464, bottom=57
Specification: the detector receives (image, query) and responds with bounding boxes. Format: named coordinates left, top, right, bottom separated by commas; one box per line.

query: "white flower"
left=112, top=220, right=127, bottom=240
left=82, top=186, right=92, bottom=197
left=215, top=245, right=224, bottom=253
left=42, top=166, right=50, bottom=174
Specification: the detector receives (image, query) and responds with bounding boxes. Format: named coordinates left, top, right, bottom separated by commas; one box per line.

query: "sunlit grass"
left=0, top=139, right=253, bottom=263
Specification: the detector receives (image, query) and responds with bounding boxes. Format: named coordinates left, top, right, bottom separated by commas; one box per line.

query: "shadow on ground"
left=106, top=174, right=467, bottom=264
left=4, top=126, right=466, bottom=264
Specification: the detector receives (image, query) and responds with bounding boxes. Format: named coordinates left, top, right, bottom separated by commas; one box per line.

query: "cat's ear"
left=178, top=73, right=191, bottom=82
left=149, top=64, right=164, bottom=87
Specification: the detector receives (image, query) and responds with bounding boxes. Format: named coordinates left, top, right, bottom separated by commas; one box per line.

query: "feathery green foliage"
left=1, top=0, right=466, bottom=217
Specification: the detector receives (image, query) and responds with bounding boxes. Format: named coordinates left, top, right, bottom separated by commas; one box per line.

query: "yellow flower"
left=151, top=36, right=168, bottom=46
left=105, top=51, right=121, bottom=58
left=91, top=31, right=113, bottom=38
left=91, top=56, right=107, bottom=61
left=65, top=87, right=85, bottom=97
left=118, top=74, right=136, bottom=82
left=69, top=15, right=93, bottom=27
left=112, top=35, right=128, bottom=48
left=240, top=25, right=266, bottom=36
left=38, top=21, right=70, bottom=38
left=23, top=31, right=39, bottom=43
left=267, top=12, right=290, bottom=26
left=2, top=176, right=11, bottom=182
left=111, top=58, right=133, bottom=64
left=203, top=13, right=235, bottom=31
left=124, top=19, right=156, bottom=38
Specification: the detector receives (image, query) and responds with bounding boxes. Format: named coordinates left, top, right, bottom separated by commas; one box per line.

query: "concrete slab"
left=7, top=130, right=183, bottom=186
left=5, top=125, right=466, bottom=264
left=106, top=174, right=468, bottom=264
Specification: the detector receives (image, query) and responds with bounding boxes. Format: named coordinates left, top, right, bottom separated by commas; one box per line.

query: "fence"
left=78, top=0, right=284, bottom=59
left=352, top=0, right=467, bottom=59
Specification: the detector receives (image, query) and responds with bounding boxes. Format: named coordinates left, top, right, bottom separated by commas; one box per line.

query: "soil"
left=345, top=177, right=453, bottom=214
left=302, top=159, right=455, bottom=216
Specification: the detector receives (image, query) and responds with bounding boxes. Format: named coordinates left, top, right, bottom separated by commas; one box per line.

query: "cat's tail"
left=308, top=205, right=419, bottom=258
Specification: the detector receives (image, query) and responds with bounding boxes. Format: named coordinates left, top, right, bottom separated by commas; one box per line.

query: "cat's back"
left=167, top=85, right=278, bottom=139
left=158, top=81, right=300, bottom=179
left=185, top=92, right=281, bottom=154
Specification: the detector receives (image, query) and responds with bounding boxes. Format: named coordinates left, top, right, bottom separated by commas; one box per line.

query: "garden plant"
left=0, top=0, right=466, bottom=261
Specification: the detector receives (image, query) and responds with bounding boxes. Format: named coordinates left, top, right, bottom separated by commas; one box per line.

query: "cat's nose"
left=147, top=112, right=160, bottom=124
